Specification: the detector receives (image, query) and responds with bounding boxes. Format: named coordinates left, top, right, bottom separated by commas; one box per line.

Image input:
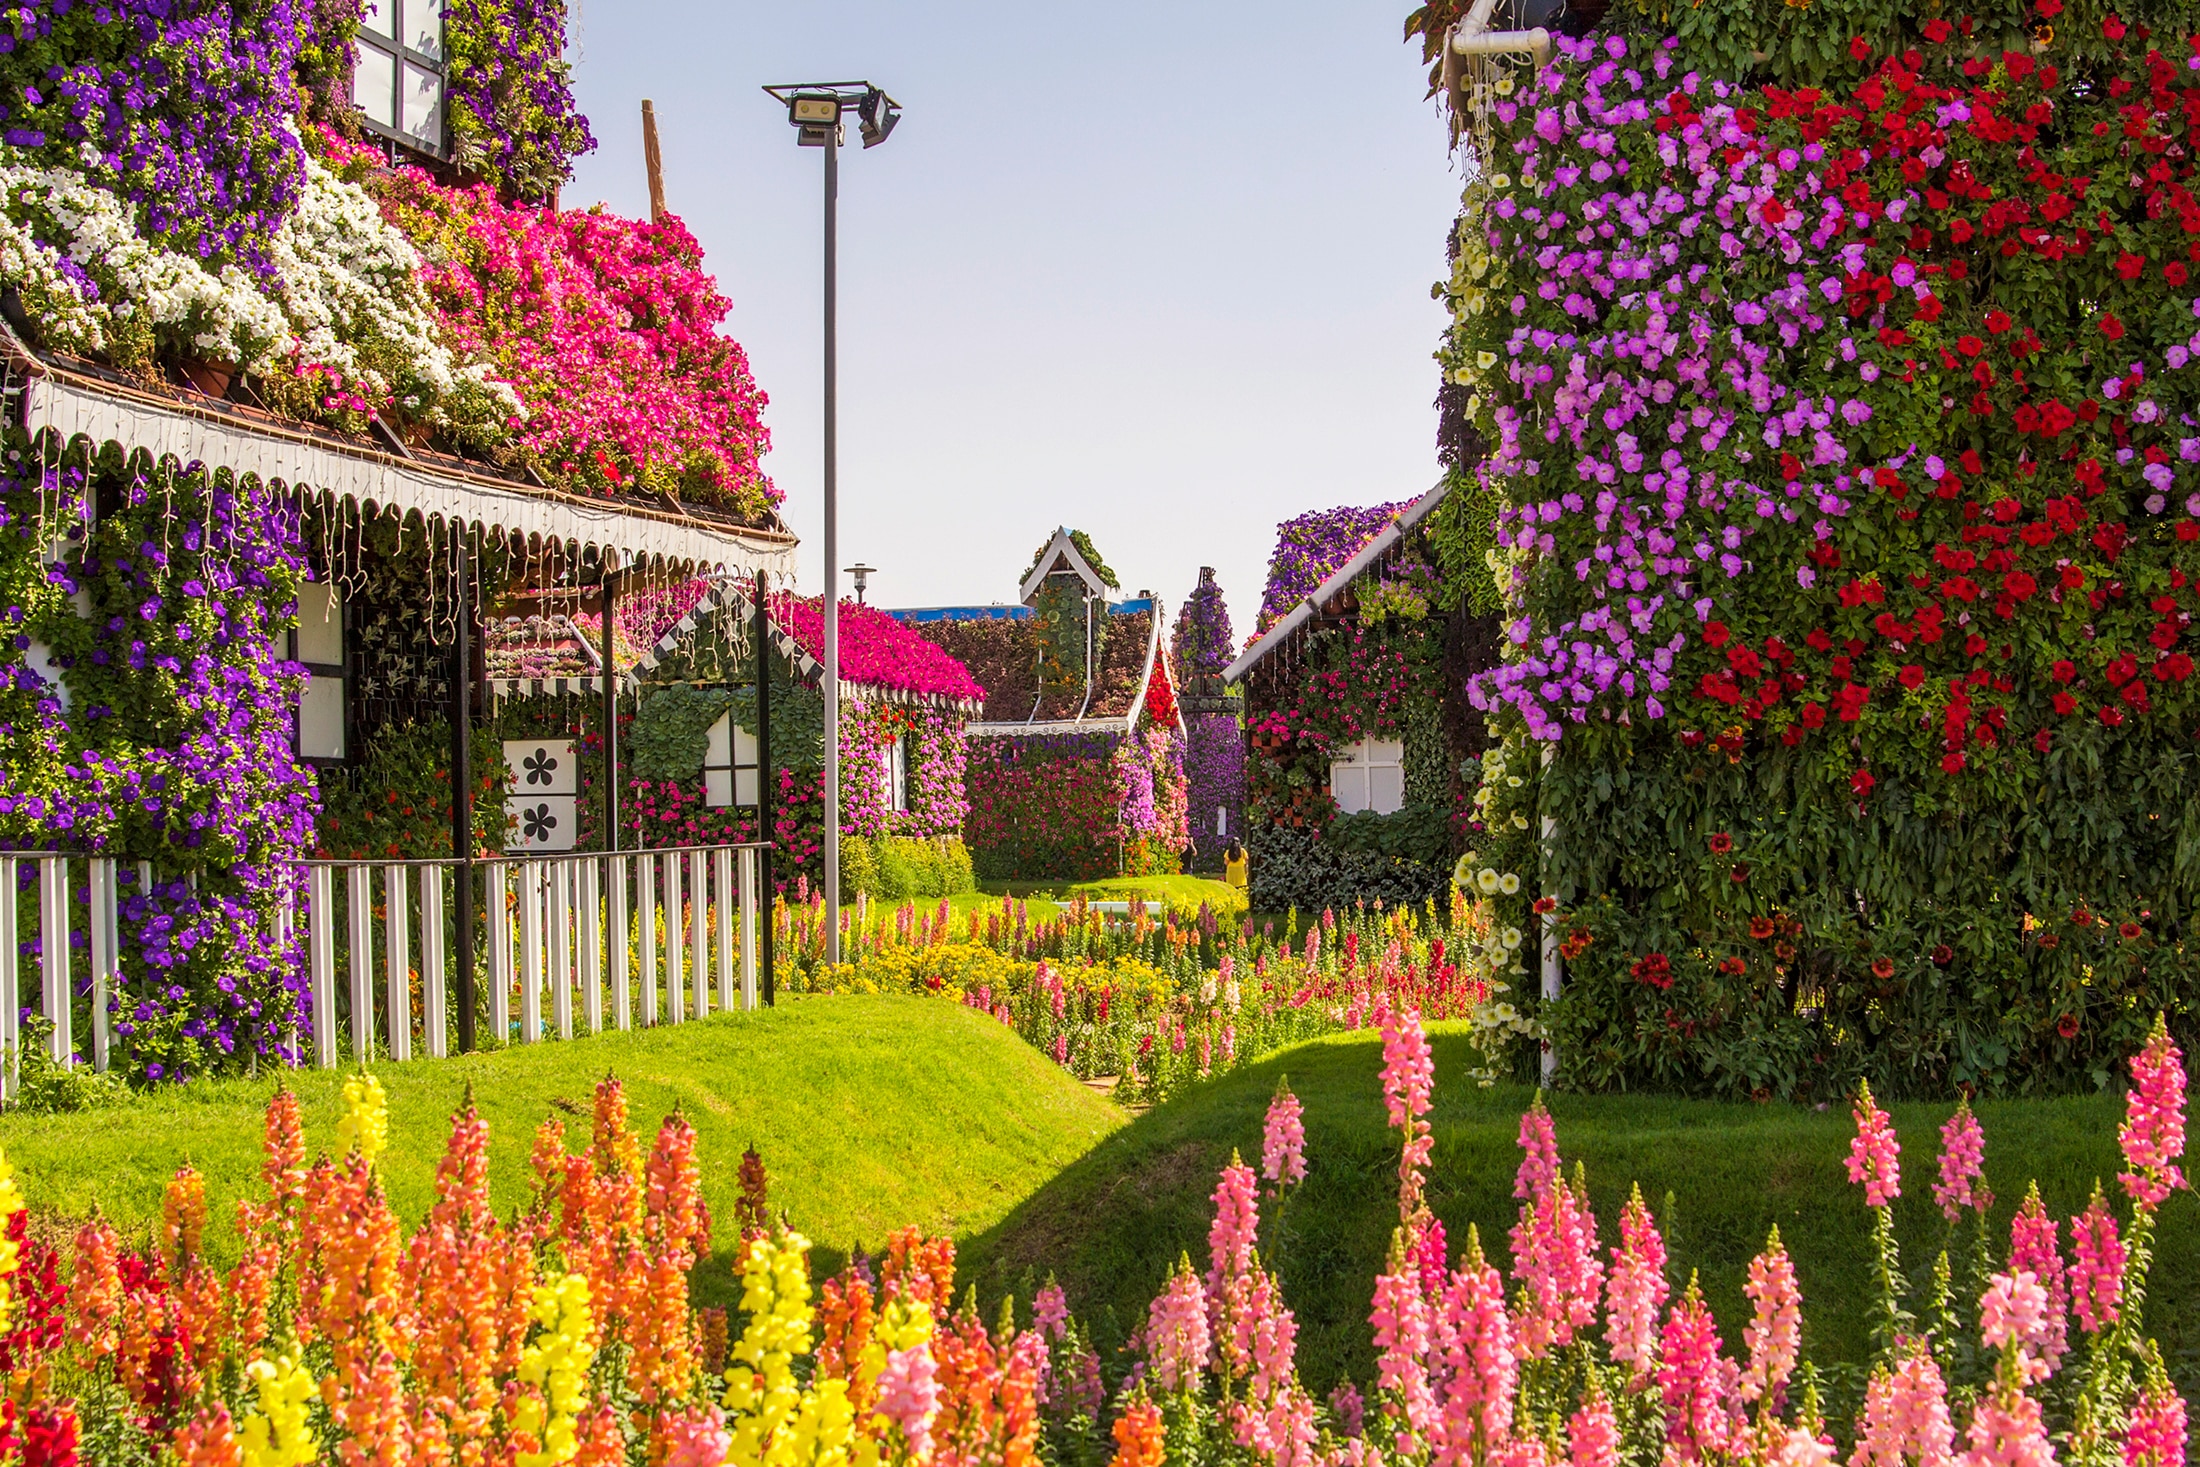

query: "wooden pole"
left=642, top=99, right=668, bottom=223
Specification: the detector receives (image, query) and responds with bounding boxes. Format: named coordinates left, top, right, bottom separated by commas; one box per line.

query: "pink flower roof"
left=770, top=594, right=987, bottom=705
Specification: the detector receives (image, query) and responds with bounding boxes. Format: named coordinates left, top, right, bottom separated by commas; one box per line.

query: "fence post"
left=39, top=857, right=70, bottom=1067
left=550, top=858, right=573, bottom=1041
left=0, top=856, right=16, bottom=1098
left=89, top=857, right=115, bottom=1072
left=421, top=865, right=448, bottom=1059
left=384, top=863, right=412, bottom=1064
left=580, top=857, right=602, bottom=1035
left=610, top=855, right=631, bottom=1031
left=487, top=861, right=512, bottom=1045
left=663, top=853, right=684, bottom=1025
left=346, top=864, right=374, bottom=1064
left=739, top=847, right=759, bottom=1012
left=637, top=853, right=659, bottom=1027
left=520, top=860, right=544, bottom=1044
left=714, top=847, right=735, bottom=1012
left=689, top=848, right=708, bottom=1020
left=309, top=864, right=338, bottom=1068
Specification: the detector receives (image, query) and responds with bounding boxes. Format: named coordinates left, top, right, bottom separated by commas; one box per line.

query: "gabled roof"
left=630, top=578, right=985, bottom=714
left=1224, top=480, right=1449, bottom=686
left=1019, top=527, right=1119, bottom=604
left=906, top=601, right=1184, bottom=738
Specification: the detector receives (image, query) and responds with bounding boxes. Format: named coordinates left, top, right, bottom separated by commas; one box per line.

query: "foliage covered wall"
left=1173, top=566, right=1245, bottom=868
left=1446, top=8, right=2200, bottom=1098
left=964, top=727, right=1188, bottom=882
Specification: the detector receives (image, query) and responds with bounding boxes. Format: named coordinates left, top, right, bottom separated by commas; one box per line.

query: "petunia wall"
left=1446, top=9, right=2200, bottom=1098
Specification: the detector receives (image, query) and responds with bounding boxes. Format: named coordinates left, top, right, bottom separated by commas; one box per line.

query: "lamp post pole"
left=822, top=116, right=841, bottom=966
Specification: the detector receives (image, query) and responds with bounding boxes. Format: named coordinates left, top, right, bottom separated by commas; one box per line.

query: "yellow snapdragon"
left=514, top=1272, right=596, bottom=1467
left=239, top=1351, right=320, bottom=1467
left=723, top=1231, right=861, bottom=1467
left=0, top=1149, right=22, bottom=1334
left=335, top=1072, right=388, bottom=1165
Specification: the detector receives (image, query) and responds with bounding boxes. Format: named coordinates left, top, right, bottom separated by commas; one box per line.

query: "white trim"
left=22, top=372, right=799, bottom=576
left=1017, top=526, right=1117, bottom=604
left=1223, top=480, right=1450, bottom=686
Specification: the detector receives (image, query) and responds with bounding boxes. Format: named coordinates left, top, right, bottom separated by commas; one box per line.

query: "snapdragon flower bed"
left=0, top=1004, right=2184, bottom=1465
left=1444, top=12, right=2200, bottom=1097
left=775, top=894, right=1535, bottom=1105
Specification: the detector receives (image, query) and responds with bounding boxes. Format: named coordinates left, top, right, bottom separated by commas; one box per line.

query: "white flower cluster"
left=0, top=147, right=518, bottom=435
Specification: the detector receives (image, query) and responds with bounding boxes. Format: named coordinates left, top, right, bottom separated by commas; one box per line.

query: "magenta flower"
left=2070, top=1186, right=2125, bottom=1335
left=1979, top=1271, right=2053, bottom=1386
left=1516, top=1098, right=1562, bottom=1204
left=2123, top=1380, right=2189, bottom=1467
left=1658, top=1276, right=1737, bottom=1463
left=1846, top=1082, right=1902, bottom=1208
left=1568, top=1382, right=1619, bottom=1467
left=2007, top=1185, right=2069, bottom=1369
left=1145, top=1255, right=1212, bottom=1394
left=2119, top=1015, right=2188, bottom=1208
left=1371, top=1241, right=1436, bottom=1442
left=1380, top=1005, right=1436, bottom=1214
left=1433, top=1227, right=1516, bottom=1459
left=1206, top=1153, right=1261, bottom=1296
left=1606, top=1184, right=1670, bottom=1383
left=1262, top=1082, right=1307, bottom=1187
left=1932, top=1099, right=1990, bottom=1222
left=1741, top=1227, right=1800, bottom=1404
left=1959, top=1389, right=2056, bottom=1467
left=1851, top=1345, right=1955, bottom=1467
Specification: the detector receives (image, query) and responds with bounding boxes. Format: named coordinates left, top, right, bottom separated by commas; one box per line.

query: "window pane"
left=354, top=45, right=396, bottom=127
left=408, top=0, right=443, bottom=60
left=360, top=0, right=395, bottom=40
left=1332, top=763, right=1369, bottom=815
left=402, top=61, right=442, bottom=147
left=705, top=713, right=731, bottom=767
left=1369, top=738, right=1405, bottom=768
left=1370, top=765, right=1405, bottom=815
left=704, top=769, right=733, bottom=808
left=299, top=677, right=346, bottom=759
left=295, top=582, right=343, bottom=664
left=734, top=768, right=759, bottom=807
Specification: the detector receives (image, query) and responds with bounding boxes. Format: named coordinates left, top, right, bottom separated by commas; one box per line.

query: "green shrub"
left=842, top=836, right=977, bottom=900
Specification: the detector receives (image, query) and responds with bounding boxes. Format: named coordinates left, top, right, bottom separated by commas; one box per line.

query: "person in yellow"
left=1222, top=840, right=1248, bottom=891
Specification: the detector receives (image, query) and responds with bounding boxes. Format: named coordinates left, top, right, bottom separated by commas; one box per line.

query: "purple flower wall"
left=1, top=431, right=317, bottom=1080
left=1256, top=501, right=1414, bottom=633
left=1172, top=566, right=1243, bottom=867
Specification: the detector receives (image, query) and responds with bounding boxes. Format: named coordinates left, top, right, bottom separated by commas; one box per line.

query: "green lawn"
left=958, top=1025, right=2199, bottom=1402
left=0, top=995, right=1122, bottom=1304
left=979, top=874, right=1239, bottom=912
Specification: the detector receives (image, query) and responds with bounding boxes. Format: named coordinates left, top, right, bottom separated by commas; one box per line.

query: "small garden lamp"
left=846, top=563, right=877, bottom=605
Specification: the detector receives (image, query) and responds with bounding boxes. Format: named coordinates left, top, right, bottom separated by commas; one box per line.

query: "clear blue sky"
left=564, top=0, right=1462, bottom=643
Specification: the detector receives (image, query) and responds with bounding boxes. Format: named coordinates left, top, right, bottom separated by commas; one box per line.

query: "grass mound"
left=0, top=995, right=1121, bottom=1302
left=959, top=1025, right=2199, bottom=1396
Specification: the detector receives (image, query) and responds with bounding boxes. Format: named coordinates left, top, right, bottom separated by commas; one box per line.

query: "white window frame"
left=354, top=0, right=447, bottom=159
left=884, top=734, right=910, bottom=814
left=703, top=712, right=760, bottom=808
left=292, top=582, right=346, bottom=764
left=1329, top=737, right=1405, bottom=816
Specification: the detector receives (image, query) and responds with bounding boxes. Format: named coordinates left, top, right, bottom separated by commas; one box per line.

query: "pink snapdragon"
left=661, top=1406, right=736, bottom=1467
left=1847, top=1082, right=1902, bottom=1207
left=1516, top=1099, right=1562, bottom=1203
left=1207, top=1154, right=1261, bottom=1295
left=1959, top=1390, right=2056, bottom=1467
left=1852, top=1346, right=1956, bottom=1467
left=2118, top=1015, right=2187, bottom=1208
left=2123, top=1380, right=2189, bottom=1467
left=1371, top=1244, right=1437, bottom=1443
left=1741, top=1228, right=1800, bottom=1404
left=1933, top=1099, right=1990, bottom=1221
left=875, top=1339, right=941, bottom=1455
left=1568, top=1383, right=1618, bottom=1467
left=1433, top=1229, right=1518, bottom=1459
left=1381, top=1006, right=1436, bottom=1213
left=1263, top=1083, right=1307, bottom=1186
left=2070, top=1187, right=2125, bottom=1334
left=1512, top=1176, right=1604, bottom=1358
left=1033, top=1278, right=1070, bottom=1342
left=2006, top=1186, right=2068, bottom=1368
left=1979, top=1271, right=2053, bottom=1386
left=1146, top=1257, right=1212, bottom=1393
left=1659, top=1277, right=1739, bottom=1463
left=1606, top=1184, right=1670, bottom=1383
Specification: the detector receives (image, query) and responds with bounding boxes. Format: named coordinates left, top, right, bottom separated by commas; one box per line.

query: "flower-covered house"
left=578, top=579, right=986, bottom=897
left=1224, top=485, right=1502, bottom=910
left=896, top=528, right=1189, bottom=880
left=1173, top=566, right=1244, bottom=870
left=0, top=0, right=800, bottom=1080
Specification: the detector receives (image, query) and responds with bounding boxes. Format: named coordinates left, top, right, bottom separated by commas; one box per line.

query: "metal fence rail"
left=0, top=843, right=769, bottom=1095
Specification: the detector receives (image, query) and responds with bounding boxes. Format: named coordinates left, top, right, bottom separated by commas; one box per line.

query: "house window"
left=354, top=0, right=446, bottom=158
left=1329, top=738, right=1404, bottom=816
left=703, top=713, right=760, bottom=808
left=292, top=582, right=347, bottom=763
left=882, top=734, right=911, bottom=813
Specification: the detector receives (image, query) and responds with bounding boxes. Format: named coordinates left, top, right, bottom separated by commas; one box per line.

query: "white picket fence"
left=0, top=844, right=767, bottom=1094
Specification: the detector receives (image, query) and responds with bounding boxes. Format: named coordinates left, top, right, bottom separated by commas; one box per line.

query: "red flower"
left=2120, top=920, right=2144, bottom=940
left=1704, top=620, right=1732, bottom=648
left=1850, top=35, right=1872, bottom=58
left=1731, top=864, right=1749, bottom=883
left=1898, top=665, right=1925, bottom=689
left=1871, top=957, right=1896, bottom=979
left=1942, top=750, right=1967, bottom=774
left=1851, top=767, right=1876, bottom=796
left=1630, top=952, right=1674, bottom=989
left=2051, top=659, right=2077, bottom=682
left=1749, top=916, right=1778, bottom=940
left=1957, top=336, right=1985, bottom=357
left=2058, top=1011, right=2081, bottom=1038
left=1932, top=944, right=1955, bottom=967
left=1761, top=198, right=1788, bottom=226
left=1708, top=831, right=1734, bottom=854
left=1984, top=309, right=2014, bottom=334
left=2105, top=14, right=2126, bottom=39
left=2101, top=314, right=2126, bottom=340
left=2101, top=706, right=2126, bottom=726
left=1532, top=895, right=1557, bottom=914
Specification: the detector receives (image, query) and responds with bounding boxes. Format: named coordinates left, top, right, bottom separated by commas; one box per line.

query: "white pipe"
left=1452, top=26, right=1552, bottom=66
left=1458, top=0, right=1503, bottom=37
left=1539, top=744, right=1559, bottom=1084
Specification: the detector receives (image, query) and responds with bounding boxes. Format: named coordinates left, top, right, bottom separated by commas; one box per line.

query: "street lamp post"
left=764, top=81, right=900, bottom=966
